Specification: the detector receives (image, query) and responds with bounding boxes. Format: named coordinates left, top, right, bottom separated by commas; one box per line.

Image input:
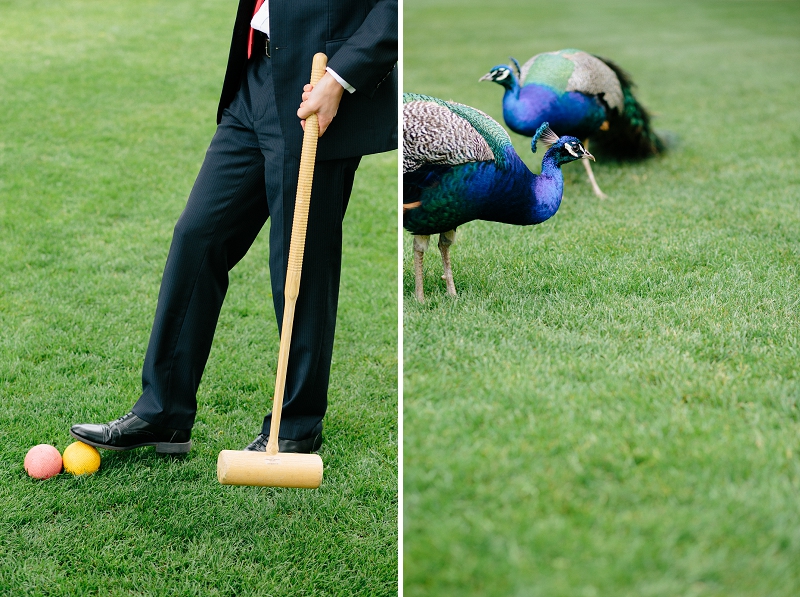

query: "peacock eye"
left=564, top=142, right=580, bottom=157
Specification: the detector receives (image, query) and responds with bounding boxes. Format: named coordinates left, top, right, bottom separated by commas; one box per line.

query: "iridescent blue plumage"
left=501, top=81, right=606, bottom=142
left=403, top=94, right=594, bottom=300
left=405, top=146, right=550, bottom=234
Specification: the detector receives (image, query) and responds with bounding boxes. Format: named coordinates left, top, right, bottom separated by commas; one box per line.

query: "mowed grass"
left=403, top=1, right=800, bottom=595
left=0, top=1, right=397, bottom=595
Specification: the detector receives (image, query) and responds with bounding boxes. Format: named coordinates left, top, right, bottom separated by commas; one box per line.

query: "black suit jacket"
left=217, top=0, right=398, bottom=161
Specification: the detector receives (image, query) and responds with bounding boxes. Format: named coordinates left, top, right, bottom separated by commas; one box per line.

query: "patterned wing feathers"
left=564, top=51, right=624, bottom=111
left=403, top=94, right=509, bottom=173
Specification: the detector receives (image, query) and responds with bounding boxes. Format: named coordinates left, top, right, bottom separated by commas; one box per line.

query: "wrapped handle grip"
left=285, top=52, right=328, bottom=299
left=266, top=52, right=327, bottom=456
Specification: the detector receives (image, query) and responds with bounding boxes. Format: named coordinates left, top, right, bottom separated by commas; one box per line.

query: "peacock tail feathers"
left=591, top=55, right=665, bottom=158
left=403, top=93, right=512, bottom=172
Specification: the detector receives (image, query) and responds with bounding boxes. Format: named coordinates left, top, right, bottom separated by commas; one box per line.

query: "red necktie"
left=247, top=0, right=266, bottom=59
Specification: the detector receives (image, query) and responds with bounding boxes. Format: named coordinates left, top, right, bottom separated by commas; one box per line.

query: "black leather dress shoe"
left=70, top=412, right=192, bottom=454
left=244, top=431, right=323, bottom=453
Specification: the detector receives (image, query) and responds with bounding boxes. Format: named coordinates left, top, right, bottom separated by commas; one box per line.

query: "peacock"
left=480, top=49, right=664, bottom=198
left=403, top=92, right=595, bottom=301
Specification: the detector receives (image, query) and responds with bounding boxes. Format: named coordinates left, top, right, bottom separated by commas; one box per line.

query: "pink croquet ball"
left=24, top=444, right=63, bottom=480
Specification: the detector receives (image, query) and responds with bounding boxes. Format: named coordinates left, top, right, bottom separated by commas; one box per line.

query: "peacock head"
left=479, top=65, right=516, bottom=89
left=531, top=123, right=595, bottom=165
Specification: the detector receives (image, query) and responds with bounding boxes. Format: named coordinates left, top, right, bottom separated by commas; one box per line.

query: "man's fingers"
left=297, top=101, right=317, bottom=120
left=299, top=115, right=332, bottom=136
left=296, top=73, right=343, bottom=138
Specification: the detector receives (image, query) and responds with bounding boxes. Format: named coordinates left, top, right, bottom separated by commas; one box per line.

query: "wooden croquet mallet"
left=216, top=53, right=328, bottom=489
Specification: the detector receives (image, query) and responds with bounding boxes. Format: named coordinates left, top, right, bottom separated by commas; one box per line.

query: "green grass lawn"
left=403, top=1, right=800, bottom=595
left=0, top=1, right=397, bottom=595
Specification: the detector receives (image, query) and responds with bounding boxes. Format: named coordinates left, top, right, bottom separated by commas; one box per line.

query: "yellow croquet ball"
left=62, top=441, right=101, bottom=475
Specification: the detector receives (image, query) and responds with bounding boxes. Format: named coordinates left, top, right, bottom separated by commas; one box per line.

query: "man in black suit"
left=70, top=0, right=397, bottom=454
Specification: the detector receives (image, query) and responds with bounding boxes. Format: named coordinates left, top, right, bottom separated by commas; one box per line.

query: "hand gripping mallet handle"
left=264, top=52, right=328, bottom=457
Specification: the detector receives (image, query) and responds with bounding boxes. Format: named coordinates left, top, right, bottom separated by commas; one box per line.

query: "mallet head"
left=217, top=450, right=323, bottom=488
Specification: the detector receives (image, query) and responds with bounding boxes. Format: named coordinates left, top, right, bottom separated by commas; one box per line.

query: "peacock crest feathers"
left=531, top=122, right=559, bottom=153
left=403, top=93, right=512, bottom=172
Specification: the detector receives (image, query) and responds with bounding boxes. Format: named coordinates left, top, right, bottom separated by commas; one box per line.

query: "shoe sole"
left=69, top=430, right=192, bottom=454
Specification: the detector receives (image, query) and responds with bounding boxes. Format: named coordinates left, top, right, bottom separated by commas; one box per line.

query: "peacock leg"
left=582, top=139, right=607, bottom=199
left=438, top=230, right=457, bottom=297
left=413, top=235, right=430, bottom=302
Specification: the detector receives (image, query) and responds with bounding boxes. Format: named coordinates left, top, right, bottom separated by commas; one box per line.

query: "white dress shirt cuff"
left=326, top=67, right=355, bottom=94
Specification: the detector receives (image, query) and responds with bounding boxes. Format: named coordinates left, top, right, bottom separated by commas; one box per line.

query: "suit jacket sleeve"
left=325, top=0, right=398, bottom=98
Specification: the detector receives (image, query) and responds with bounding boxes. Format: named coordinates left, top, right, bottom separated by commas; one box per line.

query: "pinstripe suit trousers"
left=132, top=50, right=360, bottom=441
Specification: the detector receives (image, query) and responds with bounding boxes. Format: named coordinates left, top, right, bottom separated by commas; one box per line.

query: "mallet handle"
left=266, top=53, right=328, bottom=457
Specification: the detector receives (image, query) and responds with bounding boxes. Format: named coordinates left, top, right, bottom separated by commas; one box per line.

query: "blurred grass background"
left=403, top=1, right=800, bottom=595
left=0, top=1, right=397, bottom=595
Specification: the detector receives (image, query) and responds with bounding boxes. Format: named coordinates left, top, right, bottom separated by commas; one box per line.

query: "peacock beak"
left=479, top=73, right=492, bottom=82
left=583, top=151, right=595, bottom=162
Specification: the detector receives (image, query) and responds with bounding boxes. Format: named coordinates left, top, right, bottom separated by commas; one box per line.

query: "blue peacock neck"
left=502, top=83, right=558, bottom=137
left=528, top=152, right=564, bottom=224
left=479, top=146, right=563, bottom=227
left=500, top=73, right=520, bottom=99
